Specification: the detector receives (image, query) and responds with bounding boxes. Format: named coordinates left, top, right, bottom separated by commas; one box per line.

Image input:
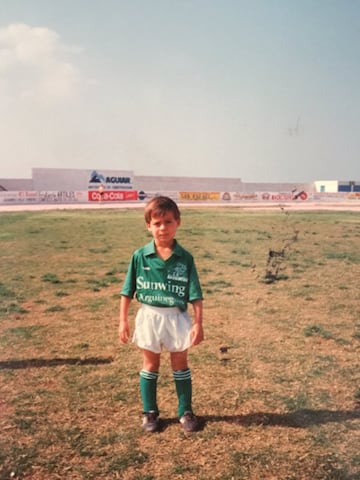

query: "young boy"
left=118, top=196, right=204, bottom=433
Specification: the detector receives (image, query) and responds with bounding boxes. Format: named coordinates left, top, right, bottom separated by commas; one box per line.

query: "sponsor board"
left=39, top=191, right=85, bottom=203
left=261, top=191, right=308, bottom=201
left=0, top=191, right=87, bottom=203
left=312, top=192, right=348, bottom=201
left=225, top=192, right=258, bottom=201
left=179, top=192, right=221, bottom=201
left=88, top=190, right=138, bottom=202
left=0, top=191, right=31, bottom=203
left=348, top=192, right=360, bottom=200
left=88, top=170, right=134, bottom=191
left=136, top=191, right=179, bottom=201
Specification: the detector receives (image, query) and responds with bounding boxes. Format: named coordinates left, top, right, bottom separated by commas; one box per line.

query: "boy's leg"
left=170, top=350, right=193, bottom=417
left=140, top=349, right=160, bottom=414
left=171, top=350, right=198, bottom=431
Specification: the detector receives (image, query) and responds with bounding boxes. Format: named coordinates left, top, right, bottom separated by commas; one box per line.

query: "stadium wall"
left=133, top=175, right=243, bottom=192
left=0, top=168, right=313, bottom=194
left=0, top=168, right=359, bottom=205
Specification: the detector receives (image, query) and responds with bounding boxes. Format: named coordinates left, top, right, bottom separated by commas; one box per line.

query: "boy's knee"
left=142, top=349, right=160, bottom=371
left=170, top=350, right=188, bottom=371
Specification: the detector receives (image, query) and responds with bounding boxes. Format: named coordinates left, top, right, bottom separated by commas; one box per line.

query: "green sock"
left=173, top=369, right=192, bottom=417
left=139, top=370, right=159, bottom=414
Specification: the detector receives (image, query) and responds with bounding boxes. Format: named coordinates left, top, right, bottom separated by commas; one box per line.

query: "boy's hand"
left=119, top=320, right=130, bottom=344
left=190, top=323, right=204, bottom=346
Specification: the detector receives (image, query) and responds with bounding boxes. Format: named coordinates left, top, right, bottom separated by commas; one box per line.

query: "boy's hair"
left=144, top=196, right=181, bottom=224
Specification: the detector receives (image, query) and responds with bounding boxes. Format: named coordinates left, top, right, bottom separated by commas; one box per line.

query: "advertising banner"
left=39, top=191, right=86, bottom=203
left=179, top=192, right=221, bottom=201
left=0, top=191, right=88, bottom=203
left=136, top=191, right=179, bottom=201
left=312, top=192, right=348, bottom=201
left=0, top=191, right=38, bottom=203
left=221, top=192, right=258, bottom=201
left=260, top=191, right=308, bottom=201
left=87, top=170, right=134, bottom=191
left=348, top=192, right=360, bottom=200
left=88, top=190, right=138, bottom=202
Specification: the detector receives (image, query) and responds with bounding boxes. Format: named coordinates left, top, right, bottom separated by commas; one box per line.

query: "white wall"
left=314, top=181, right=338, bottom=192
left=32, top=168, right=134, bottom=191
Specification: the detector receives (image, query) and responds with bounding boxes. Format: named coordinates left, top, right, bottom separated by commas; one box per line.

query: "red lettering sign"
left=88, top=190, right=138, bottom=201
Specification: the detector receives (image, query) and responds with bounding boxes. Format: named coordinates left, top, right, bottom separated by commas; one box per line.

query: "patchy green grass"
left=0, top=208, right=359, bottom=479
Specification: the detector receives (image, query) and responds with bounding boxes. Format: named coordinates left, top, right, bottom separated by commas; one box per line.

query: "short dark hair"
left=144, top=196, right=181, bottom=224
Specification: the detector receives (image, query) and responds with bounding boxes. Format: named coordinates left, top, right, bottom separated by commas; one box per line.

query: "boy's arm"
left=119, top=295, right=132, bottom=343
left=190, top=299, right=204, bottom=346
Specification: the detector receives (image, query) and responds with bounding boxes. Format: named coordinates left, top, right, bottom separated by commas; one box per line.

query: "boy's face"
left=146, top=210, right=180, bottom=246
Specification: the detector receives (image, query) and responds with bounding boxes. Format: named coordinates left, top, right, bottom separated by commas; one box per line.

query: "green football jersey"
left=121, top=240, right=203, bottom=311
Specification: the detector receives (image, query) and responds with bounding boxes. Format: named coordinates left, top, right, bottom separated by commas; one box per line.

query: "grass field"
left=0, top=207, right=359, bottom=480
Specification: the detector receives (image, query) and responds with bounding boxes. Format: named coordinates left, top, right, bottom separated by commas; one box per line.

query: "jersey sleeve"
left=120, top=254, right=137, bottom=298
left=188, top=258, right=203, bottom=302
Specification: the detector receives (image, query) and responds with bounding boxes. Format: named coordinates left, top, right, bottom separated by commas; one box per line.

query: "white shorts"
left=132, top=304, right=192, bottom=354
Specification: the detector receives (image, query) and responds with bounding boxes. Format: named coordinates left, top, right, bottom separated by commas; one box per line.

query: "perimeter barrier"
left=1, top=190, right=360, bottom=205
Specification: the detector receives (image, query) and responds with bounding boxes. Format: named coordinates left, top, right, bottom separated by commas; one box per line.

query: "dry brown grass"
left=0, top=208, right=359, bottom=479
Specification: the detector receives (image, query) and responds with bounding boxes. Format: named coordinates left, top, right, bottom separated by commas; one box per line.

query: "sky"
left=0, top=0, right=359, bottom=182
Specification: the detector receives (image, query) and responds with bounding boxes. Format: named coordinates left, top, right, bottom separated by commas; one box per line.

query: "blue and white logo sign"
left=88, top=170, right=134, bottom=190
left=89, top=171, right=106, bottom=183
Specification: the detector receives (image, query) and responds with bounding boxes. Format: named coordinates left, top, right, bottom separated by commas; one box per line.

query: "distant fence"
left=1, top=190, right=360, bottom=205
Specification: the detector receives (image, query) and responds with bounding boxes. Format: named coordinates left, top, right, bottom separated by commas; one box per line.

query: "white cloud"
left=0, top=23, right=82, bottom=101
